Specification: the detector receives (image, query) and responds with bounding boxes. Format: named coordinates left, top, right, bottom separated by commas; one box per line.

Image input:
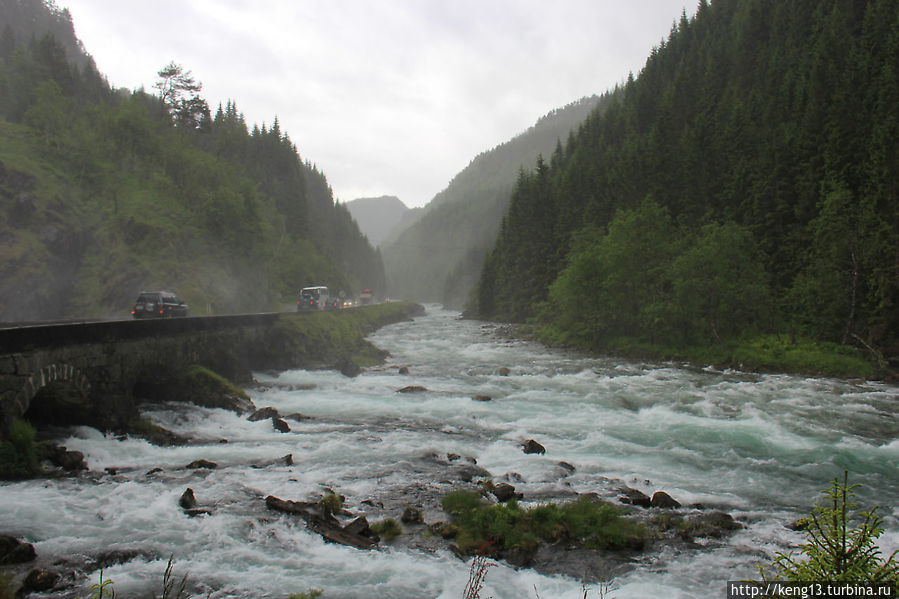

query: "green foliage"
left=441, top=491, right=645, bottom=556
left=263, top=303, right=418, bottom=369
left=0, top=418, right=40, bottom=479
left=545, top=200, right=774, bottom=352
left=669, top=222, right=773, bottom=344
left=369, top=518, right=403, bottom=541
left=318, top=492, right=343, bottom=517
left=87, top=570, right=116, bottom=599
left=757, top=473, right=899, bottom=588
left=548, top=200, right=679, bottom=344
left=725, top=335, right=877, bottom=378
left=177, top=365, right=249, bottom=400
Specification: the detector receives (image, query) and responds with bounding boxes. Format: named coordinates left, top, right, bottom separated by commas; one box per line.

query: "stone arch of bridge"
left=13, top=362, right=93, bottom=425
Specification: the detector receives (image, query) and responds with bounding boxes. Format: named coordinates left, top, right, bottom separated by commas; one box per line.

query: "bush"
left=0, top=419, right=40, bottom=479
left=370, top=518, right=403, bottom=541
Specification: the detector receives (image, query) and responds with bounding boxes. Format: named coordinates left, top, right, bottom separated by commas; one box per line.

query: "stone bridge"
left=0, top=313, right=300, bottom=436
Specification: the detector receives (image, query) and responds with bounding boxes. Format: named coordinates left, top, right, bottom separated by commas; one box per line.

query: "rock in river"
left=248, top=406, right=281, bottom=421
left=650, top=491, right=681, bottom=509
left=522, top=439, right=546, bottom=455
left=397, top=385, right=428, bottom=393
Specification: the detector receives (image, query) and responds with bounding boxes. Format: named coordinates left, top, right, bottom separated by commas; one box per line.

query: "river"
left=2, top=307, right=897, bottom=598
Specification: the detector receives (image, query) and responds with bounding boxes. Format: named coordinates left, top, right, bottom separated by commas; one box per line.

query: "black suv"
left=131, top=291, right=189, bottom=318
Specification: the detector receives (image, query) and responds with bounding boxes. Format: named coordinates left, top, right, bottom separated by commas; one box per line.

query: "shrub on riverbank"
left=535, top=325, right=879, bottom=379
left=0, top=419, right=39, bottom=479
left=441, top=491, right=646, bottom=560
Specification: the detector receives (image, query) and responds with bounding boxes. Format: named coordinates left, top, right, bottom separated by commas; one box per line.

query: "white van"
left=298, top=286, right=329, bottom=311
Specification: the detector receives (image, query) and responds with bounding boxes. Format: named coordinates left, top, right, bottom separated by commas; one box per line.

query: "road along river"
left=1, top=306, right=896, bottom=598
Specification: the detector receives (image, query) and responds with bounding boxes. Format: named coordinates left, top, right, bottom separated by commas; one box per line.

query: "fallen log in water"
left=264, top=495, right=377, bottom=550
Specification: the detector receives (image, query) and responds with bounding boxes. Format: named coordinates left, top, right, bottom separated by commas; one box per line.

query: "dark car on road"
left=131, top=291, right=189, bottom=318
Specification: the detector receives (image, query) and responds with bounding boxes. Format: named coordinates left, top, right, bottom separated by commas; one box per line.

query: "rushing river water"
left=2, top=307, right=897, bottom=598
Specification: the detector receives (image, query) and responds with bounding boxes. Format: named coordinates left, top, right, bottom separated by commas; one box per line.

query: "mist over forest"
left=0, top=0, right=384, bottom=320
left=1, top=0, right=897, bottom=373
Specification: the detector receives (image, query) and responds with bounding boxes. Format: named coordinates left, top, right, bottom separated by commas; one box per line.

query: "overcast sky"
left=61, top=1, right=694, bottom=208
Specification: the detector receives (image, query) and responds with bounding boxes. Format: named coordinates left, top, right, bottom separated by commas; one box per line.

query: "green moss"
left=177, top=364, right=249, bottom=400
left=319, top=492, right=344, bottom=517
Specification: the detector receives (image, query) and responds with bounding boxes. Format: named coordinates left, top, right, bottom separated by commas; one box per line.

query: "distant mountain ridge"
left=344, top=195, right=414, bottom=247
left=380, top=95, right=612, bottom=307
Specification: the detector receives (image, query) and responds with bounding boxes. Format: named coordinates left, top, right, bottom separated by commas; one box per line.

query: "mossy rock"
left=175, top=365, right=255, bottom=414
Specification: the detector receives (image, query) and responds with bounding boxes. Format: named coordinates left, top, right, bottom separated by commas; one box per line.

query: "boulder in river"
left=522, top=439, right=546, bottom=455
left=179, top=488, right=197, bottom=509
left=397, top=385, right=428, bottom=393
left=249, top=406, right=280, bottom=421
left=617, top=487, right=652, bottom=508
left=337, top=357, right=361, bottom=377
left=557, top=461, right=576, bottom=474
left=272, top=417, right=291, bottom=433
left=678, top=510, right=743, bottom=540
left=492, top=482, right=519, bottom=503
left=37, top=444, right=87, bottom=471
left=186, top=459, right=217, bottom=470
left=0, top=536, right=36, bottom=564
left=472, top=394, right=492, bottom=402
left=22, top=568, right=59, bottom=593
left=650, top=491, right=681, bottom=509
left=284, top=412, right=312, bottom=422
left=454, top=463, right=491, bottom=482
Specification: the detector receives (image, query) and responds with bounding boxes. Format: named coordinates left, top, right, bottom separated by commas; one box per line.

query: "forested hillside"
left=381, top=95, right=607, bottom=308
left=472, top=0, right=899, bottom=362
left=0, top=0, right=384, bottom=320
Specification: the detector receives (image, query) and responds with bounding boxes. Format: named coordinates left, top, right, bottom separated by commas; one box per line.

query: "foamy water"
left=2, top=307, right=896, bottom=598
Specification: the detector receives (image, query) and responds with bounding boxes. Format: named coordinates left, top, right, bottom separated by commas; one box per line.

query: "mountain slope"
left=473, top=0, right=899, bottom=357
left=344, top=195, right=411, bottom=247
left=381, top=95, right=609, bottom=307
left=0, top=1, right=384, bottom=320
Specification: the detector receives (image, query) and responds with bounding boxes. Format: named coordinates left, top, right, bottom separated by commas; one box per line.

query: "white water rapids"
left=2, top=307, right=897, bottom=598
